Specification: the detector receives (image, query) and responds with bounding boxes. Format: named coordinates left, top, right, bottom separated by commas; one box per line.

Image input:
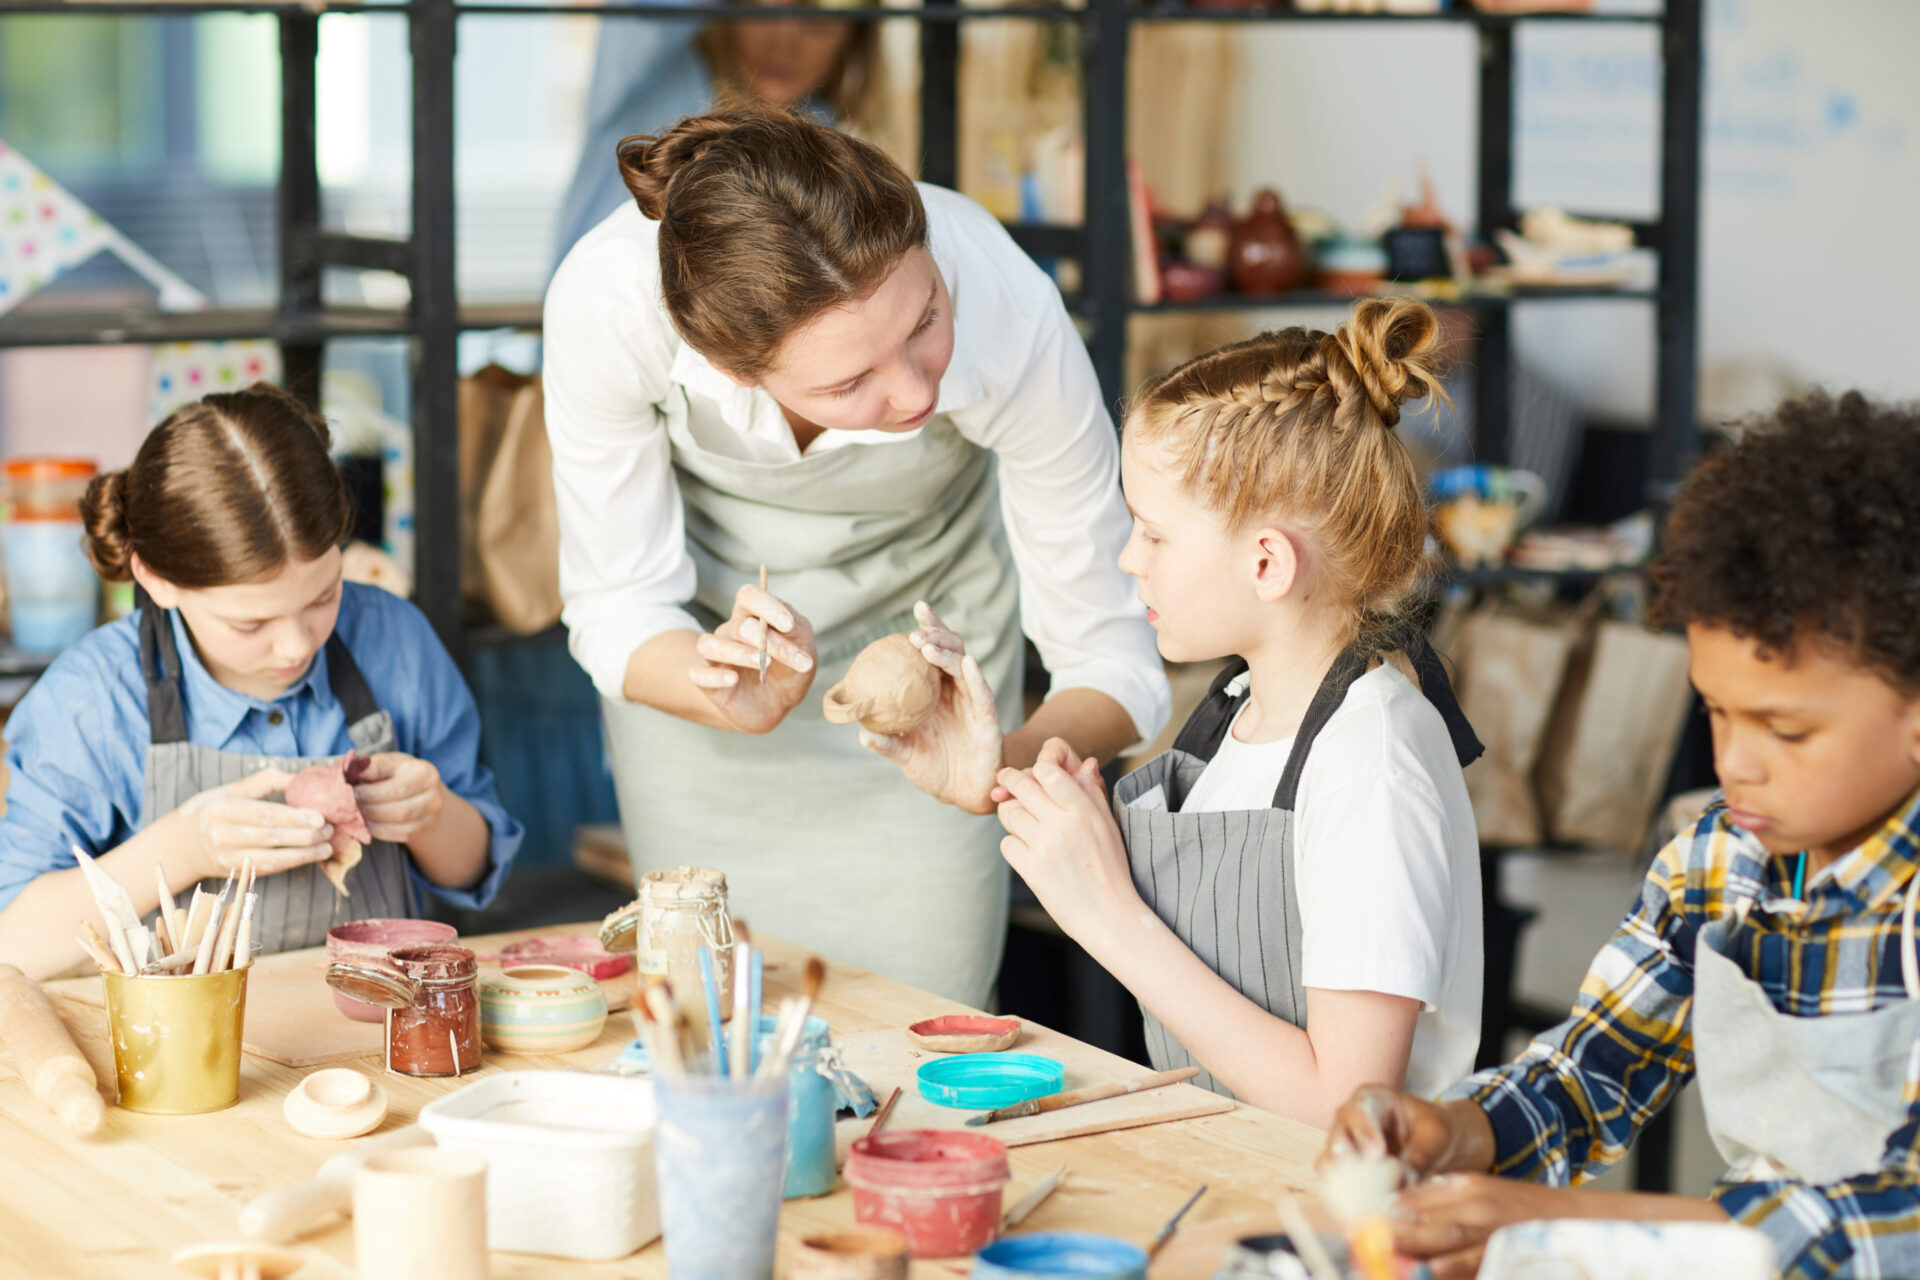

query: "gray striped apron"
left=138, top=605, right=414, bottom=954
left=1114, top=642, right=1481, bottom=1099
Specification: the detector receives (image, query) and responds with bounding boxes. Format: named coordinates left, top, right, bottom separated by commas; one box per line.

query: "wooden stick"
left=755, top=565, right=771, bottom=683
left=234, top=893, right=258, bottom=970
left=193, top=874, right=235, bottom=975
left=153, top=868, right=181, bottom=956
left=70, top=846, right=138, bottom=972
left=1002, top=1163, right=1067, bottom=1229
left=967, top=1066, right=1201, bottom=1126
left=75, top=925, right=120, bottom=975
left=212, top=863, right=252, bottom=973
left=867, top=1086, right=902, bottom=1138
left=181, top=888, right=209, bottom=955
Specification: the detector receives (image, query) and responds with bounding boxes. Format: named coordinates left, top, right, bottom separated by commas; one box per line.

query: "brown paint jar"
left=327, top=943, right=482, bottom=1078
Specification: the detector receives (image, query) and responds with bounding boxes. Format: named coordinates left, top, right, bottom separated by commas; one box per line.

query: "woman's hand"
left=174, top=768, right=332, bottom=881
left=993, top=739, right=1139, bottom=945
left=1390, top=1176, right=1590, bottom=1279
left=859, top=602, right=1005, bottom=814
left=689, top=582, right=818, bottom=735
left=353, top=753, right=449, bottom=844
left=1322, top=1088, right=1496, bottom=1181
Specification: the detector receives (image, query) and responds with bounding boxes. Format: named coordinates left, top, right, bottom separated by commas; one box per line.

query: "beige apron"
left=602, top=389, right=1024, bottom=1007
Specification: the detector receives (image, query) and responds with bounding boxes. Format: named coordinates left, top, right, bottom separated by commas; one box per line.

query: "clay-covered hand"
left=1322, top=1087, right=1495, bottom=1182
left=1388, top=1175, right=1584, bottom=1279
left=859, top=602, right=1004, bottom=814
left=689, top=582, right=818, bottom=735
left=994, top=741, right=1138, bottom=943
left=174, top=767, right=334, bottom=882
left=351, top=753, right=449, bottom=844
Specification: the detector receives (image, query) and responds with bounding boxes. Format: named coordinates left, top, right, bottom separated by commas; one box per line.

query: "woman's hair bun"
left=617, top=112, right=746, bottom=222
left=79, top=469, right=134, bottom=582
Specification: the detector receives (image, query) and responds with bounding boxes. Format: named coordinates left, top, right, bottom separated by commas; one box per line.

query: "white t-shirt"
left=541, top=184, right=1169, bottom=748
left=1179, top=663, right=1483, bottom=1100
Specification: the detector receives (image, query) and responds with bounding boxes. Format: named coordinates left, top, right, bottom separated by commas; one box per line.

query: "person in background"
left=1324, top=391, right=1920, bottom=1280
left=0, top=383, right=523, bottom=981
left=550, top=0, right=880, bottom=276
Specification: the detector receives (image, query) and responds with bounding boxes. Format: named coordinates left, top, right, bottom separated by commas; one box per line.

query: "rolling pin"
left=237, top=1125, right=432, bottom=1242
left=0, top=963, right=106, bottom=1137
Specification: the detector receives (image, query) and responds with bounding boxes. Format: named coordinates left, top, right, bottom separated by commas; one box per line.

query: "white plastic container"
left=1479, top=1220, right=1777, bottom=1280
left=418, top=1070, right=660, bottom=1260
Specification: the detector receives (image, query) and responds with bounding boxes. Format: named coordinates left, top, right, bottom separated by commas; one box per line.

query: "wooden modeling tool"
left=154, top=867, right=183, bottom=955
left=70, top=845, right=142, bottom=971
left=181, top=887, right=209, bottom=955
left=867, top=1086, right=902, bottom=1138
left=76, top=922, right=121, bottom=974
left=1002, top=1163, right=1067, bottom=1229
left=1145, top=1184, right=1206, bottom=1262
left=966, top=1066, right=1200, bottom=1126
left=194, top=872, right=236, bottom=975
left=0, top=964, right=106, bottom=1136
left=756, top=565, right=771, bottom=684
left=234, top=892, right=259, bottom=970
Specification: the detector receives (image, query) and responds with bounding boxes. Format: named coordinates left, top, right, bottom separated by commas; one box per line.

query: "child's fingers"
left=223, top=798, right=327, bottom=829
left=235, top=844, right=335, bottom=875
left=995, top=798, right=1041, bottom=842
left=213, top=821, right=335, bottom=851
left=993, top=766, right=1051, bottom=811
left=1033, top=757, right=1094, bottom=809
left=1034, top=737, right=1081, bottom=774
left=1077, top=758, right=1107, bottom=803
left=229, top=768, right=297, bottom=800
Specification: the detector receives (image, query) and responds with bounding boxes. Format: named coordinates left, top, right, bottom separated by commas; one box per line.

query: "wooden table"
left=0, top=923, right=1328, bottom=1278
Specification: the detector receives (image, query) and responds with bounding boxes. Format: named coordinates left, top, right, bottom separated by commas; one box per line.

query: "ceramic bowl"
left=906, top=1015, right=1022, bottom=1054
left=325, top=919, right=458, bottom=1022
left=283, top=1067, right=389, bottom=1139
left=478, top=964, right=609, bottom=1054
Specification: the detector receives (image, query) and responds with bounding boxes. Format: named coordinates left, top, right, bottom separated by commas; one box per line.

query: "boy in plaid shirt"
left=1323, top=391, right=1920, bottom=1279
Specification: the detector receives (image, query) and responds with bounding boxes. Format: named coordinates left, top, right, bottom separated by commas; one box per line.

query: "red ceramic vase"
left=1229, top=189, right=1306, bottom=295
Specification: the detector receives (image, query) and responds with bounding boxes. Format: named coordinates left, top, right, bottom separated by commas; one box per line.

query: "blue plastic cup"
left=652, top=1071, right=790, bottom=1280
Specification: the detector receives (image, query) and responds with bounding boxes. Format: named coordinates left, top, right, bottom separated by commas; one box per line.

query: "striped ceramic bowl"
left=479, top=965, right=609, bottom=1055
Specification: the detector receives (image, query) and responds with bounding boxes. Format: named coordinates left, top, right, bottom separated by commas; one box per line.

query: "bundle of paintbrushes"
left=71, top=845, right=259, bottom=977
left=634, top=932, right=824, bottom=1082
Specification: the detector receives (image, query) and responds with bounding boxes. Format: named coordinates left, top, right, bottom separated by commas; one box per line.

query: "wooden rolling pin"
left=238, top=1126, right=432, bottom=1243
left=966, top=1066, right=1201, bottom=1126
left=0, top=963, right=106, bottom=1137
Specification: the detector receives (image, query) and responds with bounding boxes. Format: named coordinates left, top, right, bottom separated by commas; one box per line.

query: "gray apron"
left=1113, top=643, right=1481, bottom=1099
left=1693, top=865, right=1920, bottom=1187
left=602, top=392, right=1024, bottom=1008
left=139, top=605, right=413, bottom=954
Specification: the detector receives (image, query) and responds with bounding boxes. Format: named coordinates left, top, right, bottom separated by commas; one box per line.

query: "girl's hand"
left=690, top=582, right=818, bottom=735
left=994, top=742, right=1137, bottom=944
left=860, top=602, right=1004, bottom=814
left=353, top=753, right=448, bottom=844
left=1390, top=1175, right=1580, bottom=1279
left=176, top=768, right=333, bottom=881
left=1322, top=1088, right=1495, bottom=1181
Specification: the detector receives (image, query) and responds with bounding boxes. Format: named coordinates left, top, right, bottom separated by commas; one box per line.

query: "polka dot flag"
left=0, top=139, right=114, bottom=318
left=149, top=340, right=284, bottom=423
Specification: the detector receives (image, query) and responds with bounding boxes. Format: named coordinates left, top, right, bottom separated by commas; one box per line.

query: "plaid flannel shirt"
left=1445, top=790, right=1920, bottom=1279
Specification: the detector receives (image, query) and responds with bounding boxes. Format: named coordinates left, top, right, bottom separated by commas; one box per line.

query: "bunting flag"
left=149, top=341, right=284, bottom=423
left=0, top=138, right=207, bottom=318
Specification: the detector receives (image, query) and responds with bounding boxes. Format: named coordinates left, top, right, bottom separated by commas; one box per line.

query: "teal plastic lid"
left=916, top=1052, right=1065, bottom=1110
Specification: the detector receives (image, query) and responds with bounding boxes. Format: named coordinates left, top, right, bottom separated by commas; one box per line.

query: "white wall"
left=1229, top=0, right=1920, bottom=424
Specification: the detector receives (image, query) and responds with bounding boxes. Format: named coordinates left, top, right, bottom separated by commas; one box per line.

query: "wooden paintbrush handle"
left=1032, top=1067, right=1201, bottom=1115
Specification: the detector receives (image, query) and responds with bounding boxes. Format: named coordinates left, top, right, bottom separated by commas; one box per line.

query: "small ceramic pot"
left=478, top=964, right=609, bottom=1054
left=1229, top=189, right=1307, bottom=295
left=326, top=919, right=458, bottom=1022
left=284, top=1067, right=389, bottom=1139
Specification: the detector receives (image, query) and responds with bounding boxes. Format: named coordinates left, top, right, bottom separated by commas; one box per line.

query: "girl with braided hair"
left=991, top=299, right=1486, bottom=1123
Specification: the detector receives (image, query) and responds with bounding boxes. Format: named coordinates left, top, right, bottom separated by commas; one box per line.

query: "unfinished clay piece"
left=170, top=1241, right=306, bottom=1280
left=286, top=752, right=374, bottom=896
left=284, top=1067, right=389, bottom=1139
left=822, top=634, right=944, bottom=735
left=907, top=1016, right=1023, bottom=1055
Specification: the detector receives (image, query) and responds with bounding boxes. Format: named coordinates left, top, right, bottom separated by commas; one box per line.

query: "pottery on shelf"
left=1183, top=198, right=1234, bottom=271
left=1229, top=189, right=1307, bottom=296
left=906, top=1015, right=1023, bottom=1054
left=283, top=1068, right=389, bottom=1140
left=1160, top=261, right=1226, bottom=304
left=822, top=634, right=944, bottom=735
left=478, top=964, right=610, bottom=1055
left=325, top=919, right=459, bottom=1022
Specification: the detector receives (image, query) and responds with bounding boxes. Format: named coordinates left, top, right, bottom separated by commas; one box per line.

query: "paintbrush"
left=867, top=1086, right=902, bottom=1138
left=1002, top=1163, right=1067, bottom=1229
left=966, top=1066, right=1201, bottom=1126
left=729, top=932, right=753, bottom=1081
left=1275, top=1192, right=1344, bottom=1280
left=642, top=982, right=684, bottom=1076
left=696, top=945, right=726, bottom=1074
left=756, top=565, right=771, bottom=684
left=748, top=946, right=764, bottom=1074
left=760, top=956, right=824, bottom=1078
left=1145, top=1184, right=1207, bottom=1262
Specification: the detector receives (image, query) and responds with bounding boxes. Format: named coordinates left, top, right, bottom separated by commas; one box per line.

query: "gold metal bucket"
left=101, top=967, right=248, bottom=1114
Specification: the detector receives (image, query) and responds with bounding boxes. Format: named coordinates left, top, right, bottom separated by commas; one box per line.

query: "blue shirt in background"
left=0, top=582, right=524, bottom=916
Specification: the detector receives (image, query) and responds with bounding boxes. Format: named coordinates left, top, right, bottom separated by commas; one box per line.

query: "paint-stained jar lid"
left=325, top=961, right=416, bottom=1008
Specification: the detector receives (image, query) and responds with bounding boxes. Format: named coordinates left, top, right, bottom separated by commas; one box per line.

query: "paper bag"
left=459, top=365, right=526, bottom=610
left=1448, top=605, right=1590, bottom=848
left=1536, top=621, right=1694, bottom=852
left=473, top=375, right=562, bottom=634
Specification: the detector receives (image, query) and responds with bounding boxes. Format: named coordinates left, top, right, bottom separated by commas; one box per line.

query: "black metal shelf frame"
left=0, top=0, right=1702, bottom=666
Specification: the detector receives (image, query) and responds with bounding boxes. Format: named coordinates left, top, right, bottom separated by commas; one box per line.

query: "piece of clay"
left=907, top=1015, right=1022, bottom=1054
left=286, top=752, right=373, bottom=897
left=822, top=634, right=944, bottom=735
left=283, top=1067, right=389, bottom=1140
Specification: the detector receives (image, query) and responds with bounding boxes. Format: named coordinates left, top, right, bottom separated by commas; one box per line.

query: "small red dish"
left=906, top=1015, right=1022, bottom=1054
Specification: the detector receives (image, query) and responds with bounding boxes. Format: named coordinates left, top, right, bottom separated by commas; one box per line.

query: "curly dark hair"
left=1649, top=390, right=1920, bottom=692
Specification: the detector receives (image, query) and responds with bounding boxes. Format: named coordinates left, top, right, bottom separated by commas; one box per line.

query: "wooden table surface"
left=0, top=922, right=1329, bottom=1279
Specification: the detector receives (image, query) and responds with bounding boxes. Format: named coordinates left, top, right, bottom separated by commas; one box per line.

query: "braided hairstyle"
left=1125, top=298, right=1446, bottom=648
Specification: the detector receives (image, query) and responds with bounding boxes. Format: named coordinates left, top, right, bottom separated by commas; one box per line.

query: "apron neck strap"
left=1272, top=648, right=1372, bottom=812
left=1169, top=659, right=1254, bottom=762
left=1402, top=628, right=1485, bottom=769
left=140, top=606, right=383, bottom=746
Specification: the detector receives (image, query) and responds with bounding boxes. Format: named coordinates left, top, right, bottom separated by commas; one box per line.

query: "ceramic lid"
left=324, top=961, right=416, bottom=1008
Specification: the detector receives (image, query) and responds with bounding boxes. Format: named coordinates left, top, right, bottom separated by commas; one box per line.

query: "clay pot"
left=283, top=1067, right=389, bottom=1140
left=822, top=634, right=944, bottom=735
left=1183, top=198, right=1234, bottom=271
left=1161, top=261, right=1226, bottom=304
left=1229, top=189, right=1307, bottom=295
left=478, top=964, right=609, bottom=1055
left=325, top=919, right=459, bottom=1022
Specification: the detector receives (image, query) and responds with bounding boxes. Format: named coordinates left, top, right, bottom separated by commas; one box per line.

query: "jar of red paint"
left=845, top=1129, right=1010, bottom=1258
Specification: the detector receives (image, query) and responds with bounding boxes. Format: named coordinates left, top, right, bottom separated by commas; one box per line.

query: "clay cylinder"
left=821, top=634, right=943, bottom=735
left=353, top=1147, right=490, bottom=1280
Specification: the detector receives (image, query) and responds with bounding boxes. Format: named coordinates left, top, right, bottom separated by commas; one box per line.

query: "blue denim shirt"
left=0, top=582, right=523, bottom=915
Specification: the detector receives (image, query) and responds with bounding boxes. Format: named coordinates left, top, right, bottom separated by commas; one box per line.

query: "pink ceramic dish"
left=906, top=1016, right=1022, bottom=1054
left=496, top=936, right=633, bottom=981
left=326, top=919, right=459, bottom=1022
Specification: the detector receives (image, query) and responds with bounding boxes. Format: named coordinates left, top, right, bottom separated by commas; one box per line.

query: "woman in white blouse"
left=544, top=108, right=1168, bottom=1006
